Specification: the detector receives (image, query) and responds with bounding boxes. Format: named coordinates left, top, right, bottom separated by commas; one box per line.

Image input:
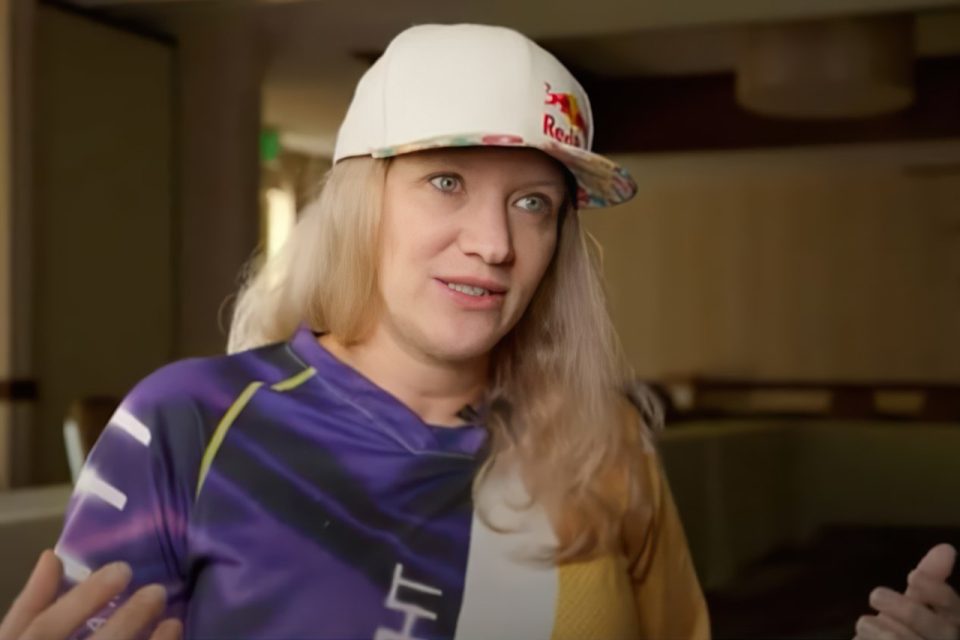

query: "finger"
left=877, top=613, right=926, bottom=640
left=91, top=584, right=166, bottom=640
left=0, top=550, right=63, bottom=640
left=149, top=619, right=183, bottom=640
left=915, top=544, right=957, bottom=582
left=855, top=614, right=881, bottom=640
left=856, top=614, right=883, bottom=640
left=19, top=561, right=132, bottom=640
left=906, top=571, right=960, bottom=623
left=872, top=586, right=958, bottom=640
left=856, top=613, right=923, bottom=640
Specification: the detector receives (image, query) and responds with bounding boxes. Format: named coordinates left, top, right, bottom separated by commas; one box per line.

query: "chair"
left=63, top=396, right=120, bottom=483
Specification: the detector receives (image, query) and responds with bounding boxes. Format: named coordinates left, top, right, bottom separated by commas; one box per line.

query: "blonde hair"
left=229, top=156, right=654, bottom=562
left=229, top=158, right=385, bottom=350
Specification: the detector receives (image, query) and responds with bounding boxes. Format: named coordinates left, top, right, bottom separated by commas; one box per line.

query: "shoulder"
left=119, top=340, right=308, bottom=440
left=81, top=340, right=311, bottom=495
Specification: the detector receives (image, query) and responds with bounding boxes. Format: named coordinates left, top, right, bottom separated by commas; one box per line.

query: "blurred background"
left=0, top=0, right=959, bottom=637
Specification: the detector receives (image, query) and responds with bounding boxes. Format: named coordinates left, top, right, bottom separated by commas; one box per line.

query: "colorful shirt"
left=56, top=326, right=709, bottom=639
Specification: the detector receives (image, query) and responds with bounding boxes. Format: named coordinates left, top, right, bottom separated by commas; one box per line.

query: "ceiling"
left=79, top=0, right=960, bottom=155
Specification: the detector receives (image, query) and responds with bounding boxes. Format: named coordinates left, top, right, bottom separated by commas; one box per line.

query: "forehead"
left=391, top=146, right=568, bottom=183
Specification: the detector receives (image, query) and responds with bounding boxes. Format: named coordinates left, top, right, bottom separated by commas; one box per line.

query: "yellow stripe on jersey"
left=271, top=367, right=316, bottom=392
left=196, top=381, right=264, bottom=498
left=195, top=367, right=315, bottom=498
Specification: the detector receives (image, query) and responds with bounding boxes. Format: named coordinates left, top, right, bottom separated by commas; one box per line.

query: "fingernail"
left=870, top=587, right=891, bottom=606
left=138, top=583, right=167, bottom=603
left=102, top=561, right=132, bottom=583
left=156, top=618, right=183, bottom=640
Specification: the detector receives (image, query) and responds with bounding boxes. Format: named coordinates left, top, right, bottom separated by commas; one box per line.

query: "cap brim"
left=368, top=133, right=637, bottom=209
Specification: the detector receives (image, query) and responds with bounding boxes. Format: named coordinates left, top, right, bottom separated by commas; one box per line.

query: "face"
left=375, top=147, right=568, bottom=365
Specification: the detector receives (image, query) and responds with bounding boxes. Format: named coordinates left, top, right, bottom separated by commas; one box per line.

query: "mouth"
left=437, top=278, right=508, bottom=298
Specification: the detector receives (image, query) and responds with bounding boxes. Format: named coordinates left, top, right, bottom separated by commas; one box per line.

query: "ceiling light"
left=736, top=14, right=915, bottom=119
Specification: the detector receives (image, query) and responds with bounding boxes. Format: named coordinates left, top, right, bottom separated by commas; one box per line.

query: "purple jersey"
left=55, top=326, right=709, bottom=639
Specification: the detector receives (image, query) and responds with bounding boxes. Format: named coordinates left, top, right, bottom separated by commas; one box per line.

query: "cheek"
left=376, top=218, right=401, bottom=289
left=378, top=211, right=453, bottom=295
left=516, top=227, right=558, bottom=291
left=377, top=204, right=418, bottom=304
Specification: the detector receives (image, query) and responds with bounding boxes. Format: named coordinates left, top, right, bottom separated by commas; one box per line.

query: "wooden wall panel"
left=584, top=143, right=960, bottom=382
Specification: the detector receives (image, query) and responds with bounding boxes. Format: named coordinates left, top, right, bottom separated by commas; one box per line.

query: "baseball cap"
left=333, top=24, right=637, bottom=209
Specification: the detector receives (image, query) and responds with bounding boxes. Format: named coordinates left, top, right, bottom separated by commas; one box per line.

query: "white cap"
left=333, top=24, right=637, bottom=209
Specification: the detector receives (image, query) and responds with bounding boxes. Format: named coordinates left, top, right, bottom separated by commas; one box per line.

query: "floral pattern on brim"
left=369, top=133, right=637, bottom=209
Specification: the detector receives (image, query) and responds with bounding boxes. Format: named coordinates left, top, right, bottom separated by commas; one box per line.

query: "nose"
left=457, top=195, right=515, bottom=265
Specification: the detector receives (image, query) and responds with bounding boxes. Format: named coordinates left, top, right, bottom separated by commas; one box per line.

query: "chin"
left=420, top=324, right=502, bottom=363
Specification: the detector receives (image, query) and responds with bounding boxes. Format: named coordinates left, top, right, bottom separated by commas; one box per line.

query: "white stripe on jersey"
left=76, top=468, right=128, bottom=511
left=110, top=407, right=151, bottom=446
left=54, top=547, right=93, bottom=583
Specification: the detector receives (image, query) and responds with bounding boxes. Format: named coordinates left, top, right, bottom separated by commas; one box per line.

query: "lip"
left=436, top=276, right=509, bottom=294
left=435, top=278, right=507, bottom=310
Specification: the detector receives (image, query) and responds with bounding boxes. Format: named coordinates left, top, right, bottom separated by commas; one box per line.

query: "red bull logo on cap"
left=543, top=83, right=588, bottom=148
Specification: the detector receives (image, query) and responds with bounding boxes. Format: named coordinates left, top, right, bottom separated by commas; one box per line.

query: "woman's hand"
left=0, top=550, right=182, bottom=640
left=855, top=543, right=960, bottom=640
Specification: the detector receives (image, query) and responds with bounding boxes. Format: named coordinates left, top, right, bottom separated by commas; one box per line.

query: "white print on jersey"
left=75, top=467, right=128, bottom=511
left=373, top=563, right=442, bottom=640
left=109, top=407, right=152, bottom=446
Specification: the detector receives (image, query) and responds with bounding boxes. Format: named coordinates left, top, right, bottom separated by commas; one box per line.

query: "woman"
left=1, top=23, right=958, bottom=640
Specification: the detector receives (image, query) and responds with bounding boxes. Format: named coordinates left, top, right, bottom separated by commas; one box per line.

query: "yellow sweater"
left=457, top=447, right=711, bottom=640
left=552, top=448, right=710, bottom=640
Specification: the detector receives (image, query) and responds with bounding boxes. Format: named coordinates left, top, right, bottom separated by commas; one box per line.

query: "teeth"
left=447, top=282, right=489, bottom=297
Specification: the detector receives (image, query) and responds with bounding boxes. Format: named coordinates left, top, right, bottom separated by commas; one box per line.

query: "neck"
left=319, top=328, right=488, bottom=428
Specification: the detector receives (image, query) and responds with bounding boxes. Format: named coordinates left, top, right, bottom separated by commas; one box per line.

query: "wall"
left=586, top=143, right=960, bottom=587
left=175, top=9, right=261, bottom=357
left=31, top=7, right=175, bottom=484
left=583, top=141, right=960, bottom=382
left=0, top=0, right=10, bottom=489
left=17, top=7, right=262, bottom=484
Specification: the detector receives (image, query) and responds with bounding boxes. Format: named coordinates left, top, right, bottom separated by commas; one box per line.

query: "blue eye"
left=515, top=195, right=550, bottom=213
left=429, top=175, right=461, bottom=193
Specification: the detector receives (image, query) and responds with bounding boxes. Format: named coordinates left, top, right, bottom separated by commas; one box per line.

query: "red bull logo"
left=543, top=83, right=588, bottom=148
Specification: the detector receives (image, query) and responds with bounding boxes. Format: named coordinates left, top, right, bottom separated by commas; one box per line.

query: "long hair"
left=228, top=158, right=385, bottom=352
left=228, top=156, right=655, bottom=562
